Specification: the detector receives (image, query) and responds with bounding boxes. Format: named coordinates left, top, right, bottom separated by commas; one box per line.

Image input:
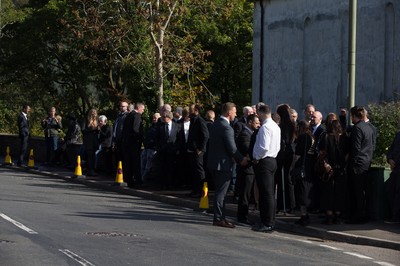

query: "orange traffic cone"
left=27, top=149, right=38, bottom=169
left=199, top=182, right=209, bottom=209
left=114, top=161, right=127, bottom=187
left=73, top=155, right=85, bottom=179
left=3, top=146, right=13, bottom=165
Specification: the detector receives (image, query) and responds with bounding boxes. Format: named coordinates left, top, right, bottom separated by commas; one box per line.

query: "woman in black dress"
left=82, top=109, right=99, bottom=176
left=293, top=120, right=315, bottom=226
left=318, top=119, right=349, bottom=224
left=275, top=104, right=296, bottom=213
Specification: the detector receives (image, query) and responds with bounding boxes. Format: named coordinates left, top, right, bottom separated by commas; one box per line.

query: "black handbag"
left=291, top=166, right=305, bottom=181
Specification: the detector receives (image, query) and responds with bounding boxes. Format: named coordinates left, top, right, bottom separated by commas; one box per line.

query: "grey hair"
left=99, top=115, right=107, bottom=123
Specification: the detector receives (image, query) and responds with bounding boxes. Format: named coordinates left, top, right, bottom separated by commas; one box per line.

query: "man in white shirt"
left=252, top=104, right=281, bottom=232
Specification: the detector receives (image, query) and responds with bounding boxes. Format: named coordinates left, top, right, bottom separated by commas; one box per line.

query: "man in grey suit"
left=207, top=102, right=247, bottom=228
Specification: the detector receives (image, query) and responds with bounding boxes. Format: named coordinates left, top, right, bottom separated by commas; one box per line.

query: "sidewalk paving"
left=1, top=162, right=399, bottom=251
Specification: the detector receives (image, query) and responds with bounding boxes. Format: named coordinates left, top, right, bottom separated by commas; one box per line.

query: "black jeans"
left=254, top=157, right=277, bottom=227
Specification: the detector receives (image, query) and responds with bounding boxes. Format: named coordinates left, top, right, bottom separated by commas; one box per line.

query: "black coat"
left=98, top=124, right=112, bottom=149
left=187, top=115, right=209, bottom=152
left=236, top=126, right=254, bottom=174
left=350, top=120, right=374, bottom=175
left=156, top=121, right=182, bottom=154
left=122, top=111, right=144, bottom=150
left=18, top=113, right=30, bottom=139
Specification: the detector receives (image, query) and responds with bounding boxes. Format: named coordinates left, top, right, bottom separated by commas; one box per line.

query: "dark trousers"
left=386, top=168, right=400, bottom=219
left=123, top=146, right=142, bottom=187
left=85, top=148, right=96, bottom=174
left=18, top=136, right=29, bottom=164
left=275, top=153, right=295, bottom=211
left=212, top=170, right=232, bottom=222
left=348, top=168, right=368, bottom=219
left=189, top=152, right=205, bottom=194
left=236, top=167, right=255, bottom=220
left=45, top=136, right=58, bottom=163
left=254, top=157, right=277, bottom=227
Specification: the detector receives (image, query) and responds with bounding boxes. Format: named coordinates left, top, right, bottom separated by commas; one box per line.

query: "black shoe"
left=295, top=215, right=310, bottom=226
left=251, top=223, right=273, bottom=233
left=345, top=218, right=368, bottom=224
left=237, top=218, right=251, bottom=225
left=321, top=216, right=333, bottom=225
left=384, top=218, right=400, bottom=224
left=333, top=215, right=344, bottom=225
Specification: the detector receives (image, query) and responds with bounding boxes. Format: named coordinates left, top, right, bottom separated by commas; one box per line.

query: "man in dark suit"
left=112, top=101, right=129, bottom=168
left=310, top=110, right=326, bottom=211
left=236, top=114, right=260, bottom=224
left=155, top=110, right=182, bottom=188
left=17, top=104, right=31, bottom=166
left=208, top=102, right=247, bottom=228
left=347, top=106, right=374, bottom=224
left=233, top=106, right=254, bottom=140
left=187, top=104, right=209, bottom=197
left=122, top=102, right=145, bottom=187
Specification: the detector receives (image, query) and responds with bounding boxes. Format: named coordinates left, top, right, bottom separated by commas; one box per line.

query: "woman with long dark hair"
left=275, top=104, right=296, bottom=213
left=293, top=120, right=314, bottom=226
left=82, top=109, right=99, bottom=176
left=318, top=119, right=349, bottom=224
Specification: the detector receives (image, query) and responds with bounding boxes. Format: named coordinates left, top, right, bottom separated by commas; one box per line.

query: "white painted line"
left=59, top=249, right=95, bottom=266
left=373, top=261, right=397, bottom=266
left=319, top=244, right=343, bottom=251
left=0, top=213, right=38, bottom=234
left=344, top=252, right=373, bottom=260
left=298, top=239, right=313, bottom=244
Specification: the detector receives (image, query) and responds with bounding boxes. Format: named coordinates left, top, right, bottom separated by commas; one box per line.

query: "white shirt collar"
left=220, top=116, right=230, bottom=124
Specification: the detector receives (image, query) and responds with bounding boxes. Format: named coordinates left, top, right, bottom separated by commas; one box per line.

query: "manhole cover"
left=85, top=232, right=138, bottom=237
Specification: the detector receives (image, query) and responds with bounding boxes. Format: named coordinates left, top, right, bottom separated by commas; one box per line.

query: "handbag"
left=291, top=135, right=308, bottom=181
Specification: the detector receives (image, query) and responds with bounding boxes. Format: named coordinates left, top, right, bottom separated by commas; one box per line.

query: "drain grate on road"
left=85, top=232, right=139, bottom=237
left=0, top=239, right=13, bottom=244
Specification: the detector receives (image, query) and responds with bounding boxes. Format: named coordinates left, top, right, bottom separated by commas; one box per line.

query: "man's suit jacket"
left=18, top=113, right=29, bottom=139
left=233, top=116, right=246, bottom=140
left=236, top=126, right=254, bottom=175
left=122, top=111, right=143, bottom=150
left=187, top=115, right=209, bottom=152
left=312, top=124, right=326, bottom=155
left=207, top=117, right=243, bottom=172
left=156, top=121, right=182, bottom=154
left=350, top=120, right=374, bottom=175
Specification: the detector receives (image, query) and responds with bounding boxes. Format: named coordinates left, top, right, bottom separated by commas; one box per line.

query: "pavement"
left=1, top=161, right=399, bottom=251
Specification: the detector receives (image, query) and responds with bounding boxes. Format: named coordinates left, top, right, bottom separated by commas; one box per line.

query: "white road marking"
left=59, top=249, right=96, bottom=266
left=344, top=252, right=373, bottom=260
left=0, top=213, right=38, bottom=234
left=319, top=244, right=343, bottom=251
left=373, top=261, right=397, bottom=266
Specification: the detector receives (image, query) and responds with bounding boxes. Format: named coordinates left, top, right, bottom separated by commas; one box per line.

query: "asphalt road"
left=0, top=168, right=398, bottom=266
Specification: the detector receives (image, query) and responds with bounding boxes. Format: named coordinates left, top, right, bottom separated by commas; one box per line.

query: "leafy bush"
left=368, top=101, right=400, bottom=167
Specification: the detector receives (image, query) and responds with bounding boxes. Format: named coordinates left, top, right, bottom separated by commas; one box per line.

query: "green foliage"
left=0, top=0, right=255, bottom=134
left=368, top=101, right=400, bottom=167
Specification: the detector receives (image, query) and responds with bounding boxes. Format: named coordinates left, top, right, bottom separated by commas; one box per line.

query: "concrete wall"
left=252, top=0, right=400, bottom=118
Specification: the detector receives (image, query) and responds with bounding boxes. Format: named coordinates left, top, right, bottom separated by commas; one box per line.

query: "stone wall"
left=252, top=0, right=400, bottom=117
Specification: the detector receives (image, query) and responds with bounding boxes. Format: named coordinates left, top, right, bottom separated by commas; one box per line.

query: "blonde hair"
left=86, top=109, right=98, bottom=129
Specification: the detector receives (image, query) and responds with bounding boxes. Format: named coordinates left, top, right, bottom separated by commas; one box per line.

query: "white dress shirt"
left=253, top=117, right=281, bottom=160
left=183, top=120, right=190, bottom=143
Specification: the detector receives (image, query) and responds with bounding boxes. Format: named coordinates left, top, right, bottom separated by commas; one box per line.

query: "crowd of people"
left=16, top=100, right=400, bottom=230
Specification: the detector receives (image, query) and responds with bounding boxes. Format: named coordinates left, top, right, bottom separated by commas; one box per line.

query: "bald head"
left=311, top=111, right=322, bottom=126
